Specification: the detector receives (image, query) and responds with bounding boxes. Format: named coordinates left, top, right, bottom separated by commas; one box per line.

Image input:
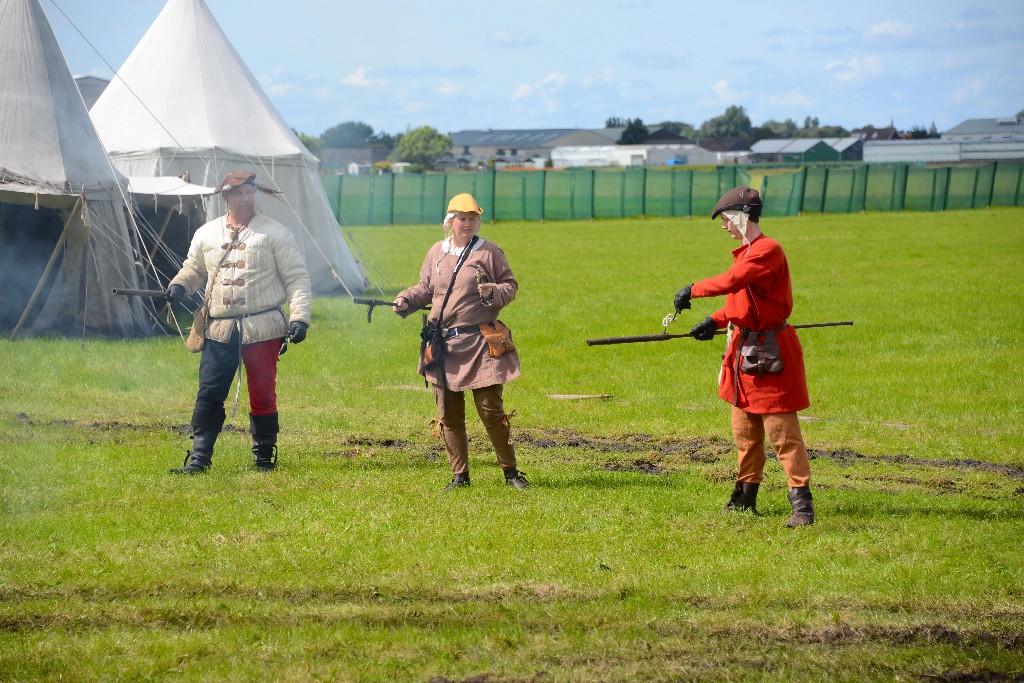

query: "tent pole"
left=10, top=195, right=82, bottom=340
left=81, top=239, right=92, bottom=347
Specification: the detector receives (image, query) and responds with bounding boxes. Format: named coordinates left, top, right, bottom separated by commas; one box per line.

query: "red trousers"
left=197, top=334, right=280, bottom=416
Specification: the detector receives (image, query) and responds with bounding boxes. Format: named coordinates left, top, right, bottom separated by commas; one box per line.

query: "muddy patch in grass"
left=809, top=448, right=1024, bottom=480
left=517, top=428, right=733, bottom=462
left=603, top=460, right=665, bottom=475
left=515, top=428, right=1024, bottom=484
left=15, top=413, right=248, bottom=436
left=324, top=434, right=443, bottom=462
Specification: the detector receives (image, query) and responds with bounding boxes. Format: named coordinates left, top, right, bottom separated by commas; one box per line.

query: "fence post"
left=491, top=170, right=498, bottom=221
left=590, top=169, right=596, bottom=220
left=540, top=169, right=547, bottom=223
left=339, top=174, right=348, bottom=224
left=983, top=163, right=995, bottom=209
left=862, top=164, right=870, bottom=213
left=900, top=165, right=909, bottom=212
left=688, top=171, right=694, bottom=218
left=641, top=167, right=647, bottom=219
left=570, top=170, right=576, bottom=219
left=971, top=165, right=981, bottom=209
left=620, top=171, right=626, bottom=218
left=941, top=167, right=951, bottom=211
left=367, top=174, right=375, bottom=226
left=798, top=167, right=808, bottom=216
left=1017, top=163, right=1024, bottom=206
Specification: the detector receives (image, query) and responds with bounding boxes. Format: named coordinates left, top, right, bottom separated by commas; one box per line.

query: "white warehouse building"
left=864, top=140, right=1024, bottom=163
left=550, top=144, right=748, bottom=168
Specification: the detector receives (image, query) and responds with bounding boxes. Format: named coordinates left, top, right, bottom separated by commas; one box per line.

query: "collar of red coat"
left=731, top=233, right=764, bottom=257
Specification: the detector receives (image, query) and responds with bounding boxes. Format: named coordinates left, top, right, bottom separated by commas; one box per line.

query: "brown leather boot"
left=785, top=486, right=815, bottom=527
left=722, top=481, right=759, bottom=514
left=443, top=472, right=470, bottom=491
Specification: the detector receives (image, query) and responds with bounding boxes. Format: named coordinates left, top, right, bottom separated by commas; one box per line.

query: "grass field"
left=1, top=208, right=1022, bottom=681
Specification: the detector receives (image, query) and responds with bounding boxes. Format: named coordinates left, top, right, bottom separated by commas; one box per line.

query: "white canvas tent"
left=0, top=0, right=155, bottom=337
left=89, top=0, right=366, bottom=295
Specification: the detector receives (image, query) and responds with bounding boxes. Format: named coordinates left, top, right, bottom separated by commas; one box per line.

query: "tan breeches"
left=432, top=383, right=516, bottom=474
left=730, top=407, right=811, bottom=488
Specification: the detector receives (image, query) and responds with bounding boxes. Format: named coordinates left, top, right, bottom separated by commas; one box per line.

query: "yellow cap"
left=446, top=193, right=483, bottom=215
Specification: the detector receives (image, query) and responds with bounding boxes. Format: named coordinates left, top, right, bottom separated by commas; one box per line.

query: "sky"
left=45, top=0, right=1024, bottom=139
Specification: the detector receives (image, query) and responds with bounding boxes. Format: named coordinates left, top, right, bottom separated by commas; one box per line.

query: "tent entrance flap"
left=0, top=199, right=67, bottom=333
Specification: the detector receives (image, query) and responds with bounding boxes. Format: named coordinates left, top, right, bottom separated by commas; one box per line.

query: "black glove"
left=165, top=284, right=185, bottom=305
left=689, top=316, right=717, bottom=341
left=288, top=321, right=308, bottom=344
left=673, top=284, right=693, bottom=312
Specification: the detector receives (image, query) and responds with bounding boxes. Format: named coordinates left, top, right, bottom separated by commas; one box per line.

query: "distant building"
left=698, top=138, right=751, bottom=152
left=646, top=128, right=691, bottom=143
left=450, top=128, right=624, bottom=167
left=864, top=139, right=1024, bottom=163
left=550, top=143, right=748, bottom=168
left=322, top=147, right=390, bottom=174
left=942, top=117, right=1024, bottom=142
left=851, top=126, right=899, bottom=141
left=74, top=75, right=109, bottom=110
left=864, top=116, right=1024, bottom=163
left=749, top=137, right=862, bottom=163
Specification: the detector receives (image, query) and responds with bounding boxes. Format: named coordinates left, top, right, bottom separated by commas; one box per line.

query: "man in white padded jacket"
left=166, top=171, right=312, bottom=474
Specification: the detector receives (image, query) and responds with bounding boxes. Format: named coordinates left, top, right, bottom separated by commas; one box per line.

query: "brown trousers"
left=432, top=383, right=516, bottom=474
left=731, top=407, right=811, bottom=488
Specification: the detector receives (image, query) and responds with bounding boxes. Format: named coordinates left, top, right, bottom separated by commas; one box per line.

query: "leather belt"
left=731, top=322, right=788, bottom=334
left=444, top=325, right=480, bottom=338
left=211, top=306, right=283, bottom=321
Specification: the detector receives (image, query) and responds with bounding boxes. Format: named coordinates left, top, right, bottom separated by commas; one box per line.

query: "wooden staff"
left=586, top=321, right=854, bottom=346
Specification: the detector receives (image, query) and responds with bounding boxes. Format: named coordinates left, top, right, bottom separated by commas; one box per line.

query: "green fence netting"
left=323, top=162, right=1022, bottom=226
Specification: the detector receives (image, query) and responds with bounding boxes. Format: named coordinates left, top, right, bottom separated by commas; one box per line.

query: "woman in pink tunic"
left=394, top=194, right=528, bottom=491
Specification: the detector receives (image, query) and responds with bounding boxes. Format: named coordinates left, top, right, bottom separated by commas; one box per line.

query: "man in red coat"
left=674, top=187, right=815, bottom=526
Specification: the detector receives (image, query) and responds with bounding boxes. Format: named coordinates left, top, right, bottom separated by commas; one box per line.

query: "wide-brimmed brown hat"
left=214, top=171, right=256, bottom=194
left=711, top=186, right=762, bottom=221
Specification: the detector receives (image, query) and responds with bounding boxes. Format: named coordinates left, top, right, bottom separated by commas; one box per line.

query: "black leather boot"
left=503, top=466, right=530, bottom=490
left=170, top=401, right=225, bottom=474
left=785, top=486, right=815, bottom=527
left=250, top=412, right=279, bottom=471
left=444, top=472, right=470, bottom=491
left=722, top=481, right=760, bottom=514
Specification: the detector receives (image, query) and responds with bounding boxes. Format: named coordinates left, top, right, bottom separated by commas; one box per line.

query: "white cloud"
left=759, top=89, right=814, bottom=111
left=437, top=79, right=463, bottom=97
left=341, top=67, right=387, bottom=88
left=489, top=30, right=540, bottom=47
left=938, top=54, right=971, bottom=70
left=710, top=79, right=740, bottom=103
left=864, top=20, right=913, bottom=40
left=951, top=79, right=986, bottom=104
left=511, top=72, right=568, bottom=101
left=258, top=70, right=296, bottom=97
left=618, top=49, right=677, bottom=70
left=826, top=56, right=884, bottom=83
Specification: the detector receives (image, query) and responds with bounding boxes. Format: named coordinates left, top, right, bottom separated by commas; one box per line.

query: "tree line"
left=295, top=104, right=947, bottom=171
